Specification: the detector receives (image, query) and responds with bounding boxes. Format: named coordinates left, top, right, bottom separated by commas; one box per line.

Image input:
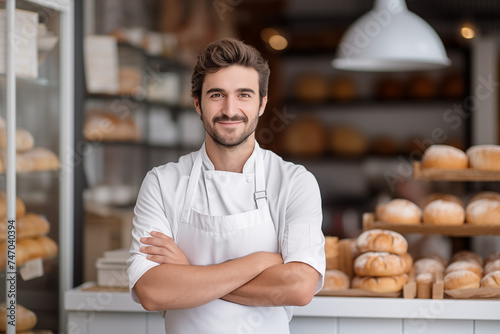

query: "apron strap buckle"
left=254, top=190, right=267, bottom=202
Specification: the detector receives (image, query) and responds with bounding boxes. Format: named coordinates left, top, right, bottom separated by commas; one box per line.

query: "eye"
left=210, top=93, right=224, bottom=98
left=239, top=93, right=251, bottom=98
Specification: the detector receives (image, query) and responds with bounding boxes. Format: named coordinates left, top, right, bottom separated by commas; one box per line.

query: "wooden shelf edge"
left=412, top=161, right=500, bottom=181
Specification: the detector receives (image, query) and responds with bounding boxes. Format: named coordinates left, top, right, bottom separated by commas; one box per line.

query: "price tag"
left=20, top=258, right=44, bottom=281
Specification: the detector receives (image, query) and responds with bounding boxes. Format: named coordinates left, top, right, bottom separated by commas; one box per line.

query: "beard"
left=199, top=106, right=260, bottom=148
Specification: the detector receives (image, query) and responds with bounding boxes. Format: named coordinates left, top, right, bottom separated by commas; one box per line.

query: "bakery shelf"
left=413, top=161, right=500, bottom=181
left=363, top=213, right=500, bottom=236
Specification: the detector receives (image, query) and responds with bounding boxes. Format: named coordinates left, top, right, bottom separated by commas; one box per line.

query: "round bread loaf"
left=414, top=258, right=445, bottom=276
left=421, top=193, right=463, bottom=209
left=485, top=252, right=500, bottom=266
left=323, top=270, right=349, bottom=290
left=422, top=200, right=465, bottom=225
left=293, top=74, right=329, bottom=103
left=421, top=145, right=467, bottom=170
left=480, top=271, right=500, bottom=288
left=375, top=199, right=422, bottom=225
left=0, top=303, right=37, bottom=331
left=352, top=274, right=408, bottom=293
left=445, top=260, right=483, bottom=278
left=282, top=117, right=328, bottom=157
left=444, top=270, right=480, bottom=290
left=329, top=125, right=368, bottom=157
left=330, top=77, right=357, bottom=101
left=0, top=128, right=35, bottom=153
left=451, top=250, right=483, bottom=267
left=466, top=145, right=500, bottom=171
left=465, top=199, right=500, bottom=226
left=468, top=191, right=500, bottom=205
left=484, top=259, right=500, bottom=275
left=356, top=229, right=408, bottom=255
left=354, top=252, right=410, bottom=277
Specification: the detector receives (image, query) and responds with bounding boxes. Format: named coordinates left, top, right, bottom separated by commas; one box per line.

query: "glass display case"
left=0, top=0, right=73, bottom=332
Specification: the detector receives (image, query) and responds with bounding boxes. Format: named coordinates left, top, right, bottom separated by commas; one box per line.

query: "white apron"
left=163, top=145, right=290, bottom=334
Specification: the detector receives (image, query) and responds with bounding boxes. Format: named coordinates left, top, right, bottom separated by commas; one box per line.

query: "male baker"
left=127, top=38, right=325, bottom=334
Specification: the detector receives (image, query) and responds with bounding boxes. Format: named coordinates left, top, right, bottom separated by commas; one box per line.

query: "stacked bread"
left=352, top=229, right=412, bottom=292
left=413, top=255, right=446, bottom=298
left=0, top=303, right=37, bottom=332
left=0, top=191, right=58, bottom=270
left=0, top=116, right=59, bottom=173
left=444, top=250, right=483, bottom=290
left=481, top=252, right=500, bottom=288
left=421, top=144, right=500, bottom=171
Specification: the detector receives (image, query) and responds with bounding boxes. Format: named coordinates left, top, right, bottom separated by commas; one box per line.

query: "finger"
left=150, top=231, right=172, bottom=240
left=140, top=236, right=175, bottom=248
left=145, top=254, right=169, bottom=264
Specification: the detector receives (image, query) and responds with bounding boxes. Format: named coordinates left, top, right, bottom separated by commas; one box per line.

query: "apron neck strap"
left=254, top=147, right=267, bottom=209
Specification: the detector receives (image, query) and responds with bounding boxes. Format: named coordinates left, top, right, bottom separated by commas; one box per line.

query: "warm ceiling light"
left=460, top=23, right=476, bottom=39
left=269, top=35, right=288, bottom=51
left=261, top=28, right=279, bottom=43
left=332, top=0, right=450, bottom=72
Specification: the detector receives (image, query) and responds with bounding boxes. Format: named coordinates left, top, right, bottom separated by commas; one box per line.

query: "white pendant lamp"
left=332, top=0, right=451, bottom=71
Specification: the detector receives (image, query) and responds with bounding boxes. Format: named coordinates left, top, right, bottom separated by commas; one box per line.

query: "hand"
left=140, top=231, right=190, bottom=265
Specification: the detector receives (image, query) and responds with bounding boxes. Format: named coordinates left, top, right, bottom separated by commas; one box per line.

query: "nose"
left=221, top=95, right=239, bottom=117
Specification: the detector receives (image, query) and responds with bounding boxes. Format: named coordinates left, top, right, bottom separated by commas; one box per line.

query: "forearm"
left=134, top=252, right=278, bottom=311
left=221, top=262, right=320, bottom=307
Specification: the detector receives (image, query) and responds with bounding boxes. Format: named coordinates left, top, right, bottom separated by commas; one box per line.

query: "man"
left=127, top=38, right=325, bottom=334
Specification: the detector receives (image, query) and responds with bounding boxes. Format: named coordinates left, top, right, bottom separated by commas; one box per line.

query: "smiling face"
left=194, top=65, right=267, bottom=148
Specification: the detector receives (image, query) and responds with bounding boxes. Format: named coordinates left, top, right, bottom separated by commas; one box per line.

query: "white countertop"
left=65, top=283, right=500, bottom=321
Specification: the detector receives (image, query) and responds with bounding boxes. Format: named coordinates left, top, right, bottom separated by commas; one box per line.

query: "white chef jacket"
left=127, top=141, right=326, bottom=320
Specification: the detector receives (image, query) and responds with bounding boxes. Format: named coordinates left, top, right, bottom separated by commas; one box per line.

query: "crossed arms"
left=133, top=231, right=320, bottom=311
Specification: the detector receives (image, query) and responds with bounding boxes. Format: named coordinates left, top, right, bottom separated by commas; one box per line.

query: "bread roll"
left=465, top=199, right=500, bottom=226
left=451, top=250, right=483, bottom=267
left=323, top=270, right=349, bottom=290
left=445, top=260, right=482, bottom=278
left=293, top=74, right=329, bottom=103
left=444, top=270, right=480, bottom=290
left=485, top=252, right=500, bottom=266
left=484, top=259, right=500, bottom=275
left=466, top=145, right=500, bottom=171
left=0, top=303, right=36, bottom=331
left=34, top=236, right=58, bottom=259
left=423, top=200, right=465, bottom=225
left=0, top=128, right=35, bottom=153
left=421, top=145, right=468, bottom=170
left=0, top=191, right=26, bottom=218
left=14, top=147, right=60, bottom=172
left=330, top=77, right=357, bottom=102
left=414, top=257, right=445, bottom=276
left=352, top=274, right=408, bottom=293
left=421, top=193, right=463, bottom=209
left=468, top=191, right=500, bottom=205
left=0, top=214, right=50, bottom=241
left=354, top=252, right=410, bottom=277
left=481, top=271, right=500, bottom=288
left=282, top=117, right=327, bottom=157
left=375, top=199, right=422, bottom=225
left=17, top=239, right=45, bottom=264
left=329, top=125, right=368, bottom=157
left=84, top=111, right=141, bottom=142
left=356, top=229, right=408, bottom=255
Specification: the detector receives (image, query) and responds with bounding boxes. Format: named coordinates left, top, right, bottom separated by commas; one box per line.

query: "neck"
left=204, top=136, right=256, bottom=173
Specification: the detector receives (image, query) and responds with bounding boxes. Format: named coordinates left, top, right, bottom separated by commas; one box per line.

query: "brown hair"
left=191, top=38, right=270, bottom=105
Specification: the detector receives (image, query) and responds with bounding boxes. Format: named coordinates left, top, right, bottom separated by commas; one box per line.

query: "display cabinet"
left=0, top=0, right=73, bottom=332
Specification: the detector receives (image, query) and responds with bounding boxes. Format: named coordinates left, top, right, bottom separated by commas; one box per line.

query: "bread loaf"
left=84, top=111, right=141, bottom=142
left=356, top=229, right=408, bottom=255
left=282, top=117, right=328, bottom=157
left=0, top=303, right=37, bottom=331
left=0, top=214, right=50, bottom=241
left=421, top=145, right=468, bottom=169
left=451, top=250, right=483, bottom=267
left=421, top=193, right=463, bottom=209
left=323, top=270, right=349, bottom=290
left=414, top=257, right=445, bottom=276
left=375, top=199, right=422, bottom=225
left=422, top=200, right=465, bottom=225
left=329, top=125, right=368, bottom=157
left=293, top=74, right=329, bottom=103
left=468, top=191, right=500, bottom=205
left=0, top=128, right=35, bottom=153
left=0, top=236, right=58, bottom=269
left=352, top=274, right=408, bottom=293
left=445, top=260, right=483, bottom=278
left=444, top=270, right=480, bottom=290
left=485, top=252, right=500, bottom=266
left=354, top=252, right=411, bottom=277
left=18, top=147, right=60, bottom=172
left=484, top=259, right=500, bottom=275
left=465, top=199, right=500, bottom=226
left=480, top=271, right=500, bottom=288
left=466, top=145, right=500, bottom=171
left=34, top=236, right=58, bottom=259
left=0, top=191, right=26, bottom=218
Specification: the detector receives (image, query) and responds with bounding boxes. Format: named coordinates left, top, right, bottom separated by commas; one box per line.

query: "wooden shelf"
left=413, top=161, right=500, bottom=181
left=363, top=213, right=500, bottom=236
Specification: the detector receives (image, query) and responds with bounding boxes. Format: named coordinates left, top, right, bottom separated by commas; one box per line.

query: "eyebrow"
left=205, top=88, right=256, bottom=95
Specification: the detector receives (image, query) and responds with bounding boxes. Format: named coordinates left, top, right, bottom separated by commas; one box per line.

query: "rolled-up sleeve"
left=281, top=169, right=325, bottom=293
left=127, top=169, right=173, bottom=303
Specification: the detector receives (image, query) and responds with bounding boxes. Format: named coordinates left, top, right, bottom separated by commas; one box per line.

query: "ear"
left=193, top=97, right=202, bottom=116
left=258, top=96, right=268, bottom=117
